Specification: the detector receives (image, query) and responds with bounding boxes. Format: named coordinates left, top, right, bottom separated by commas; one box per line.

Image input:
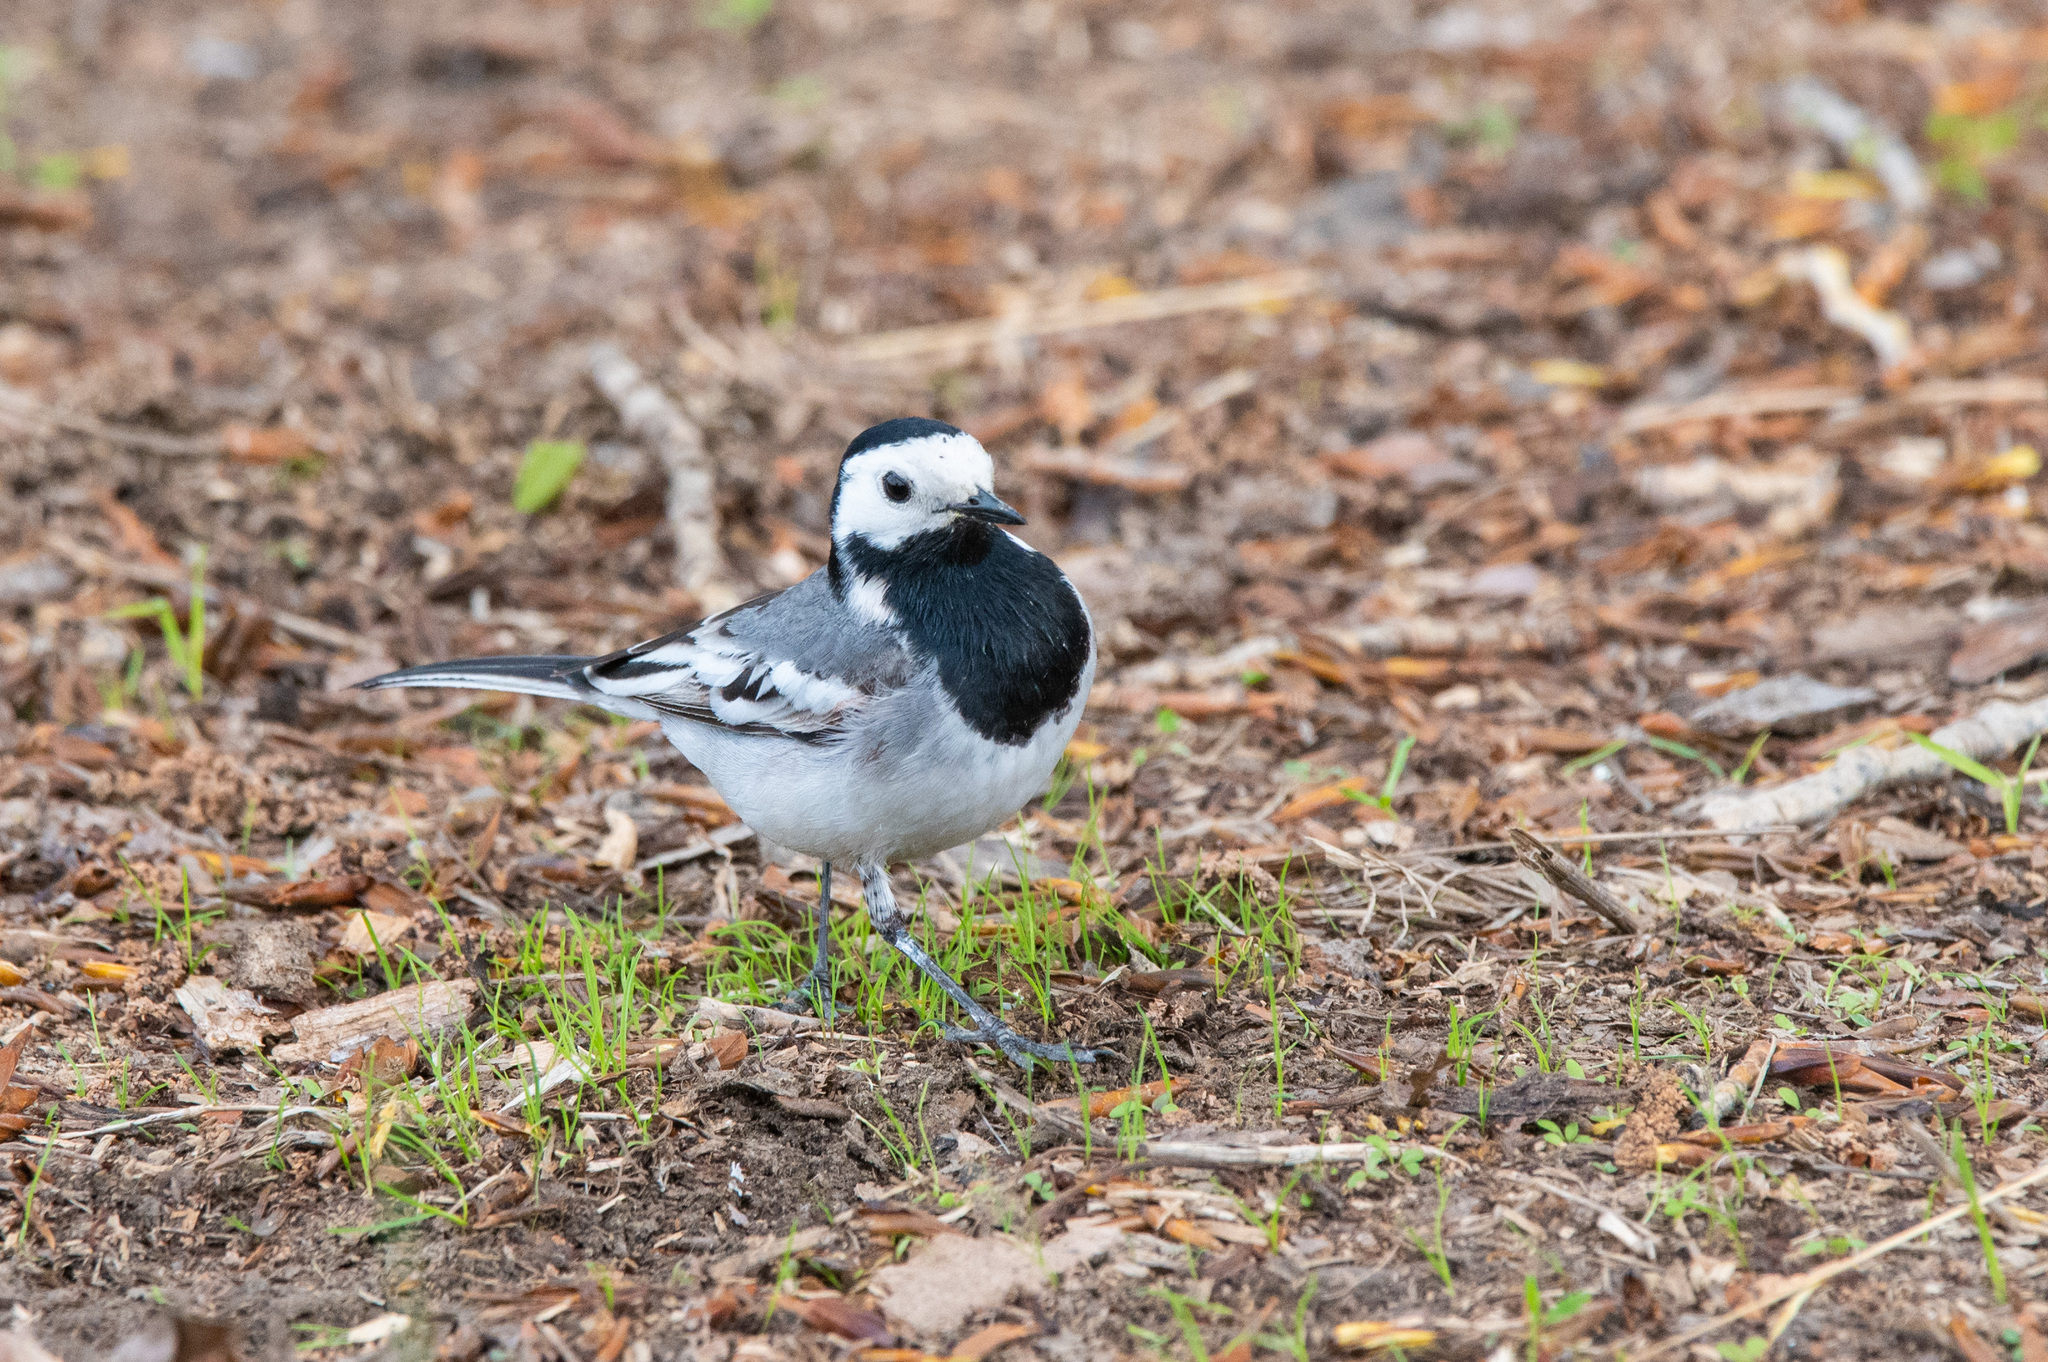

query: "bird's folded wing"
left=579, top=575, right=914, bottom=739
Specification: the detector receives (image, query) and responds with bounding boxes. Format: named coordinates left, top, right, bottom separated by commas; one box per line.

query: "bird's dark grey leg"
left=857, top=862, right=1102, bottom=1070
left=775, top=860, right=837, bottom=1019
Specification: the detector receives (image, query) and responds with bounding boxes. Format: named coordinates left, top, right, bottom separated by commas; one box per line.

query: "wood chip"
left=274, top=979, right=479, bottom=1064
left=173, top=976, right=284, bottom=1054
left=1688, top=675, right=1876, bottom=737
left=1950, top=600, right=2048, bottom=685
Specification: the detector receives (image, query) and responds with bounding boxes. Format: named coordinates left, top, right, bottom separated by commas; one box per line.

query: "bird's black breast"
left=837, top=522, right=1091, bottom=746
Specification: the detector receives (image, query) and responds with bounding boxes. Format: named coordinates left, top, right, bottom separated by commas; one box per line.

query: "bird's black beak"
left=949, top=488, right=1026, bottom=525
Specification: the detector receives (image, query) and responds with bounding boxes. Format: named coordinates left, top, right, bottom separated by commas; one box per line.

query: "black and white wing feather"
left=358, top=573, right=914, bottom=743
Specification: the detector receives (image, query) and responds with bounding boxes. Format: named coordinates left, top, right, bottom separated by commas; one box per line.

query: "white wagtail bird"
left=359, top=418, right=1103, bottom=1068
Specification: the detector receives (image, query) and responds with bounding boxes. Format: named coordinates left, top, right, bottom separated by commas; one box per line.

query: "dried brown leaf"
left=1040, top=1077, right=1174, bottom=1121
left=235, top=874, right=373, bottom=911
left=1142, top=1205, right=1224, bottom=1251
left=705, top=1028, right=748, bottom=1070
left=1951, top=1314, right=2005, bottom=1362
left=784, top=1294, right=894, bottom=1345
left=949, top=1320, right=1038, bottom=1362
left=859, top=1208, right=961, bottom=1239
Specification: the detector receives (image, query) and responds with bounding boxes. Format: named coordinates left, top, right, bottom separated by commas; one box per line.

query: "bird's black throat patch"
left=835, top=520, right=1090, bottom=746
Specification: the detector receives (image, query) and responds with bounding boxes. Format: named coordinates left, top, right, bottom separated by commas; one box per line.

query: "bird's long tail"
left=356, top=655, right=599, bottom=704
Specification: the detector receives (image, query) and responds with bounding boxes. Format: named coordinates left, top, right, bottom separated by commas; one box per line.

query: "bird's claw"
left=942, top=1022, right=1105, bottom=1070
left=775, top=968, right=839, bottom=1021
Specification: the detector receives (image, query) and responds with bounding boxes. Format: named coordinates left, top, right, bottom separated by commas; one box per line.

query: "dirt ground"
left=4, top=1, right=2048, bottom=1359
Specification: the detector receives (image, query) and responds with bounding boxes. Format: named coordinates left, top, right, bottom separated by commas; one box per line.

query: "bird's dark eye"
left=881, top=471, right=912, bottom=503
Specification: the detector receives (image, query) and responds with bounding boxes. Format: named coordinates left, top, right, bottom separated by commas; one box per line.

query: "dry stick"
left=1321, top=614, right=1580, bottom=657
left=1023, top=446, right=1192, bottom=493
left=1490, top=1169, right=1658, bottom=1260
left=1138, top=1139, right=1463, bottom=1170
left=1507, top=829, right=1641, bottom=934
left=1700, top=694, right=2048, bottom=832
left=273, top=978, right=479, bottom=1064
left=45, top=533, right=362, bottom=652
left=1708, top=1038, right=1776, bottom=1125
left=1900, top=1116, right=1966, bottom=1192
left=962, top=1057, right=1089, bottom=1144
left=1618, top=385, right=1858, bottom=435
left=1737, top=1038, right=1777, bottom=1124
left=692, top=997, right=823, bottom=1036
left=1400, top=826, right=1797, bottom=858
left=48, top=1104, right=346, bottom=1142
left=1635, top=1157, right=2048, bottom=1360
left=1897, top=376, right=2048, bottom=408
left=1098, top=367, right=1255, bottom=456
left=1308, top=839, right=1494, bottom=922
left=587, top=342, right=735, bottom=612
left=0, top=384, right=225, bottom=457
left=1821, top=377, right=2048, bottom=440
left=838, top=271, right=1323, bottom=364
left=635, top=821, right=756, bottom=874
left=1896, top=1117, right=2033, bottom=1235
left=1354, top=843, right=1493, bottom=919
left=1617, top=375, right=2048, bottom=436
left=1023, top=368, right=1259, bottom=493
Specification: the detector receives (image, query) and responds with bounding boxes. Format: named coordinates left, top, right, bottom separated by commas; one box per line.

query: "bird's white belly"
left=662, top=658, right=1092, bottom=865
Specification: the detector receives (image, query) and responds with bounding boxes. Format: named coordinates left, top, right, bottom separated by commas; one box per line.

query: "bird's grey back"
left=714, top=570, right=916, bottom=696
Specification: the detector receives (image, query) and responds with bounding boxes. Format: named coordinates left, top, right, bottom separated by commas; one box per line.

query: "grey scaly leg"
left=776, top=861, right=838, bottom=1019
left=857, top=862, right=1102, bottom=1070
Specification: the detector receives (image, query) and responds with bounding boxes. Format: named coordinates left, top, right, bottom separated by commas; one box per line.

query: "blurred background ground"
left=5, top=1, right=2048, bottom=1359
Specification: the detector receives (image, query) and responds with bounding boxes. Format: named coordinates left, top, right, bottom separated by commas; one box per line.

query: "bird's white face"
left=832, top=430, right=1002, bottom=551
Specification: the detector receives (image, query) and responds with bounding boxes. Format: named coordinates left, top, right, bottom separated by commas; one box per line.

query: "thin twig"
left=1617, top=371, right=2047, bottom=437
left=0, top=384, right=226, bottom=457
left=1897, top=1117, right=2032, bottom=1234
left=839, top=272, right=1323, bottom=364
left=1618, top=384, right=1857, bottom=435
left=1739, top=1038, right=1777, bottom=1124
left=1634, top=1158, right=2048, bottom=1359
left=635, top=821, right=756, bottom=873
left=1400, top=826, right=1797, bottom=858
left=1508, top=829, right=1641, bottom=934
left=962, top=1057, right=1089, bottom=1144
left=692, top=996, right=824, bottom=1036
left=1492, top=1169, right=1659, bottom=1259
left=1308, top=839, right=1493, bottom=921
left=1137, top=1139, right=1465, bottom=1169
left=1708, top=1039, right=1775, bottom=1125
left=1777, top=1154, right=1938, bottom=1183
left=50, top=1103, right=346, bottom=1142
left=45, top=533, right=363, bottom=651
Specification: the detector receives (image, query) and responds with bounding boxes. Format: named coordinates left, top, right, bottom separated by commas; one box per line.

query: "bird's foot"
left=857, top=864, right=1104, bottom=1070
left=775, top=964, right=839, bottom=1021
left=942, top=1020, right=1106, bottom=1070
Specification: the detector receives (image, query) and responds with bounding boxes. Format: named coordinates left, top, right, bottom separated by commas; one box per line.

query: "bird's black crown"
left=829, top=417, right=967, bottom=527
left=840, top=416, right=963, bottom=464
